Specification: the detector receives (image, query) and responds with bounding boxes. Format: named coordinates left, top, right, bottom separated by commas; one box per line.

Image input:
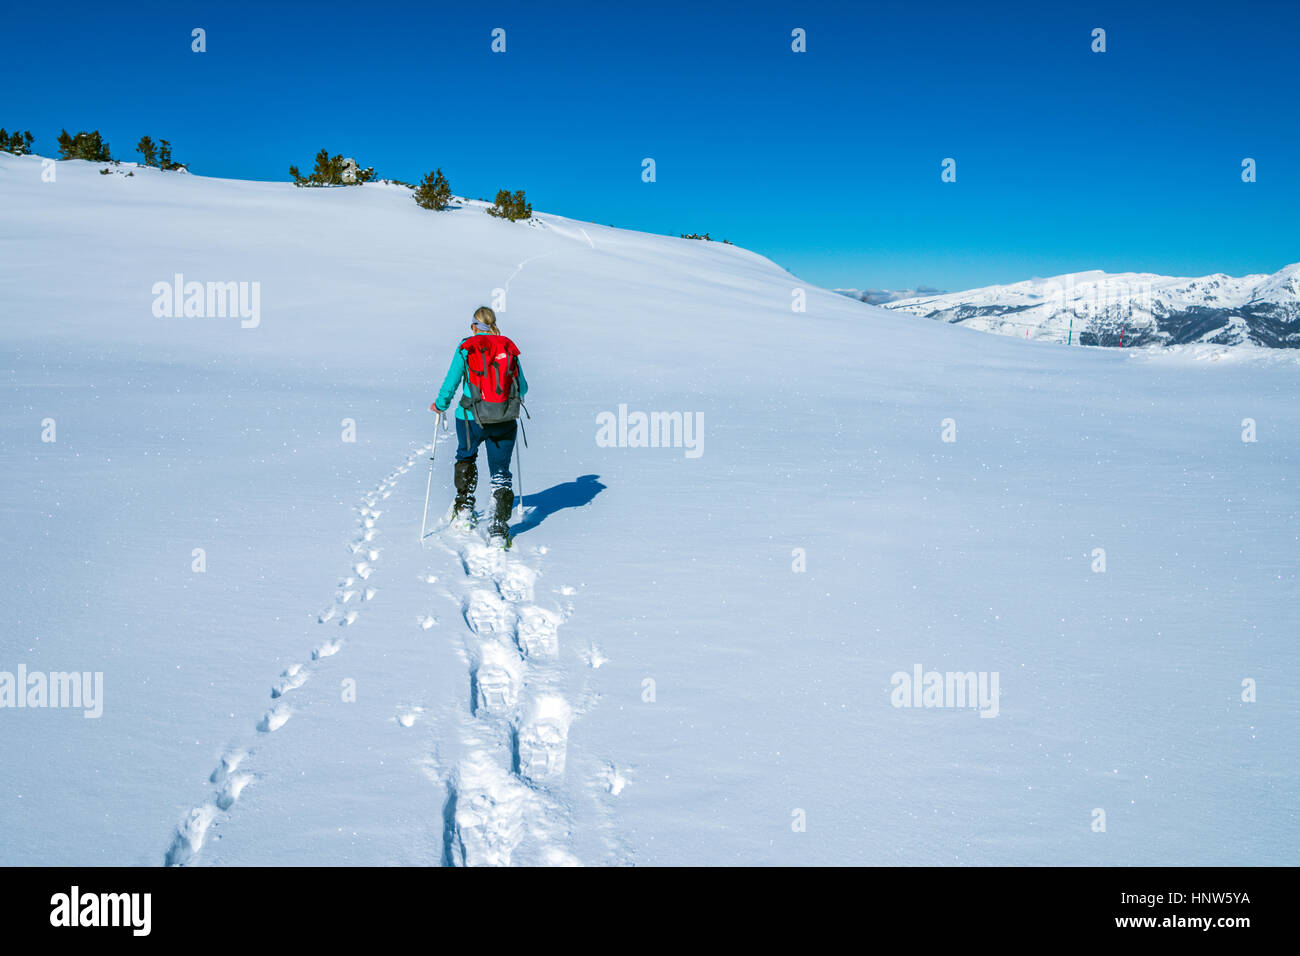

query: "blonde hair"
left=472, top=306, right=500, bottom=334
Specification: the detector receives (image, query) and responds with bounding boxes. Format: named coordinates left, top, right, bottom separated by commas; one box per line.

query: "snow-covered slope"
left=883, top=264, right=1300, bottom=350
left=1, top=153, right=1297, bottom=866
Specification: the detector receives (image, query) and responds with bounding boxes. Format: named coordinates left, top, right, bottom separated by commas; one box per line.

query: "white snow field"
left=1, top=153, right=1297, bottom=866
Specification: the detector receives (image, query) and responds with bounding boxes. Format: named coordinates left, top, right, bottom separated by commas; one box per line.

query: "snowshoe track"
left=432, top=515, right=588, bottom=866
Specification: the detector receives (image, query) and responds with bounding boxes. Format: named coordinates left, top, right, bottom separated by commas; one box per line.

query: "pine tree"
left=413, top=168, right=452, bottom=210
left=137, top=136, right=158, bottom=167
left=313, top=148, right=337, bottom=183
left=56, top=129, right=112, bottom=162
left=486, top=189, right=531, bottom=221
left=0, top=129, right=35, bottom=155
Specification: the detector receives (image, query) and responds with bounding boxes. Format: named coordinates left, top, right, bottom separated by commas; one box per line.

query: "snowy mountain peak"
left=882, top=263, right=1300, bottom=349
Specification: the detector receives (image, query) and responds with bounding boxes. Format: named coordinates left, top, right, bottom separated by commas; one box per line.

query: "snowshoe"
left=448, top=506, right=478, bottom=533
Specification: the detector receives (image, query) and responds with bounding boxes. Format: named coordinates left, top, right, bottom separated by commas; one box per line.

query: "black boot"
left=488, top=486, right=514, bottom=542
left=453, top=459, right=478, bottom=522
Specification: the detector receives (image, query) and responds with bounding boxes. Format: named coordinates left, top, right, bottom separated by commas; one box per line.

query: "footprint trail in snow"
left=162, top=449, right=426, bottom=866
left=162, top=442, right=609, bottom=867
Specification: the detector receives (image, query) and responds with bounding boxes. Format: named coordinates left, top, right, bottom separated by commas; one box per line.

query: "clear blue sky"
left=7, top=0, right=1298, bottom=291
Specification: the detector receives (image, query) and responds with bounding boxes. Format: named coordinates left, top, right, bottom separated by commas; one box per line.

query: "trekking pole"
left=514, top=410, right=529, bottom=521
left=514, top=439, right=524, bottom=521
left=420, top=411, right=445, bottom=543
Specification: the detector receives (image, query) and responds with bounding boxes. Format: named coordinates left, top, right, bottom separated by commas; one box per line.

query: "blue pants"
left=455, top=418, right=516, bottom=490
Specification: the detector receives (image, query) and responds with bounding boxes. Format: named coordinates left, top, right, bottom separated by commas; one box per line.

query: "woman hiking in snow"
left=431, top=306, right=528, bottom=543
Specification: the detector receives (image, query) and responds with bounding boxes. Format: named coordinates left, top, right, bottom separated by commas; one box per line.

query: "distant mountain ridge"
left=874, top=264, right=1300, bottom=349
left=834, top=286, right=946, bottom=305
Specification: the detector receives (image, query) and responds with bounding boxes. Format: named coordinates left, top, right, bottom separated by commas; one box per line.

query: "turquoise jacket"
left=434, top=331, right=528, bottom=421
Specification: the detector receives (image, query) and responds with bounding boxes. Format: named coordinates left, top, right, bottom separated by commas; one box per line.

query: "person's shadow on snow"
left=512, top=474, right=606, bottom=538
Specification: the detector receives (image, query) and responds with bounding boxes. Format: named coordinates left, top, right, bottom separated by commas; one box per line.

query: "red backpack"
left=459, top=334, right=522, bottom=424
